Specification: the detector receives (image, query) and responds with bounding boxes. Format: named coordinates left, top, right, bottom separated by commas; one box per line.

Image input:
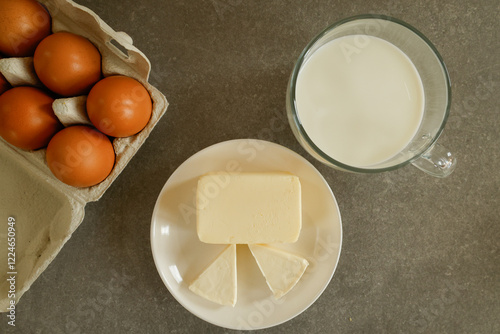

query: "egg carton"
left=0, top=0, right=168, bottom=311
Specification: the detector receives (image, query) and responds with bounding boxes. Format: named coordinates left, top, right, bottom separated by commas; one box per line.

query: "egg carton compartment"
left=0, top=0, right=168, bottom=311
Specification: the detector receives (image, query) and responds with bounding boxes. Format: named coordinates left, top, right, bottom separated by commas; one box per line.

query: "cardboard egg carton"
left=0, top=0, right=168, bottom=311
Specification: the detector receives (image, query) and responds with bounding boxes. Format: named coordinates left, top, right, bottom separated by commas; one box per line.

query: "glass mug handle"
left=411, top=142, right=457, bottom=177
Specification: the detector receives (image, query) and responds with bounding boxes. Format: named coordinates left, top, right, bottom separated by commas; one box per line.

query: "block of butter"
left=188, top=244, right=237, bottom=306
left=196, top=172, right=302, bottom=244
left=249, top=244, right=309, bottom=299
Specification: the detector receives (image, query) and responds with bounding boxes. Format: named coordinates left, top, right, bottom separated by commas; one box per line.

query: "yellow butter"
left=196, top=172, right=302, bottom=244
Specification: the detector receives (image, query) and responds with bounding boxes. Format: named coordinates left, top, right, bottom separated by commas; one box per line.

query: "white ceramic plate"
left=150, top=139, right=342, bottom=330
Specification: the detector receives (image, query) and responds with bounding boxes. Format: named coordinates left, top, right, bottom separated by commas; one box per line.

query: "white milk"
left=295, top=35, right=425, bottom=167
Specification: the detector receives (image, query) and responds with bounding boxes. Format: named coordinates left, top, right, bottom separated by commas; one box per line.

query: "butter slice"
left=196, top=172, right=302, bottom=244
left=188, top=244, right=237, bottom=306
left=248, top=244, right=309, bottom=299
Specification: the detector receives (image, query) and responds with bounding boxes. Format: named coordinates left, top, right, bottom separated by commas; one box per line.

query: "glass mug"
left=286, top=15, right=456, bottom=177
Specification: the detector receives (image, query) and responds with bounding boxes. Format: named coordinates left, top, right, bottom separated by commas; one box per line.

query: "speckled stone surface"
left=2, top=0, right=499, bottom=333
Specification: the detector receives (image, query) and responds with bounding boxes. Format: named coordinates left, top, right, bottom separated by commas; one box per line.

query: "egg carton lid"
left=0, top=0, right=168, bottom=311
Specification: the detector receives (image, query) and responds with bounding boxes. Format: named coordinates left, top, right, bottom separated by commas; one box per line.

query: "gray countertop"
left=3, top=0, right=499, bottom=333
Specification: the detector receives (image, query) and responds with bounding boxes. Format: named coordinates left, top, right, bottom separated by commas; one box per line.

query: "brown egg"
left=0, top=0, right=51, bottom=57
left=87, top=76, right=153, bottom=137
left=34, top=32, right=102, bottom=97
left=46, top=125, right=115, bottom=187
left=0, top=86, right=62, bottom=150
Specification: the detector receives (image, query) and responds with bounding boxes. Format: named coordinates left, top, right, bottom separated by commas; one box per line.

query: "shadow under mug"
left=286, top=15, right=457, bottom=177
